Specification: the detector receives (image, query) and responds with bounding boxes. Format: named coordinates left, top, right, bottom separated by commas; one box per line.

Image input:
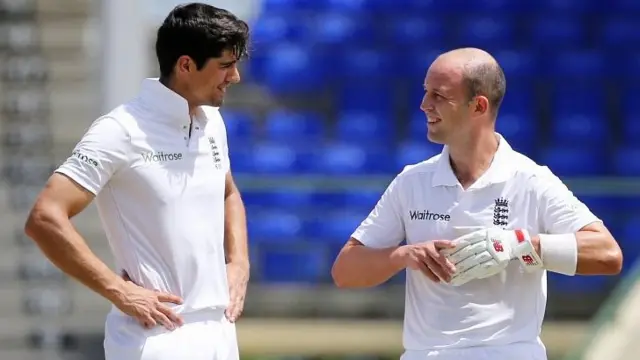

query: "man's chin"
left=427, top=132, right=445, bottom=145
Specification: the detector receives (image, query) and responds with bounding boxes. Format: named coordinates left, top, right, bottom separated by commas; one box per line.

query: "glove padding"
left=442, top=227, right=543, bottom=286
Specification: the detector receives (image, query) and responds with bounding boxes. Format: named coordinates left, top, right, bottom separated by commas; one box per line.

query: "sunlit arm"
left=331, top=238, right=406, bottom=288
left=224, top=171, right=249, bottom=268
left=531, top=222, right=623, bottom=275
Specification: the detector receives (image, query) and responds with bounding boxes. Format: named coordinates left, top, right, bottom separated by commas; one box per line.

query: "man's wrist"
left=103, top=276, right=127, bottom=304
left=389, top=246, right=407, bottom=271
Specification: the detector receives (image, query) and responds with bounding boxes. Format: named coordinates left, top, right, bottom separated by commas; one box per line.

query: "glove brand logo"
left=492, top=239, right=504, bottom=252
left=408, top=210, right=450, bottom=222
left=493, top=197, right=509, bottom=227
left=521, top=254, right=539, bottom=266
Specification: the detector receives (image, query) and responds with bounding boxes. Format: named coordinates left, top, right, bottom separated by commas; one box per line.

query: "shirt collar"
left=432, top=133, right=515, bottom=189
left=137, top=78, right=211, bottom=126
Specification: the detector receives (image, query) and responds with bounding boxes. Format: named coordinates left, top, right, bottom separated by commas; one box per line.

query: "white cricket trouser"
left=103, top=308, right=238, bottom=360
left=401, top=341, right=547, bottom=360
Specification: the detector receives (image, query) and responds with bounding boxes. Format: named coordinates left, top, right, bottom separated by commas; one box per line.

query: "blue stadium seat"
left=579, top=195, right=618, bottom=227
left=396, top=141, right=442, bottom=169
left=261, top=0, right=299, bottom=11
left=311, top=12, right=374, bottom=45
left=220, top=109, right=256, bottom=143
left=500, top=86, right=535, bottom=115
left=264, top=189, right=316, bottom=210
left=251, top=142, right=298, bottom=174
left=495, top=113, right=536, bottom=156
left=342, top=47, right=394, bottom=80
left=547, top=272, right=609, bottom=294
left=261, top=43, right=328, bottom=94
left=264, top=109, right=324, bottom=143
left=338, top=84, right=394, bottom=114
left=621, top=116, right=640, bottom=145
left=229, top=149, right=254, bottom=174
left=529, top=17, right=584, bottom=48
left=493, top=50, right=538, bottom=79
left=305, top=211, right=366, bottom=242
left=622, top=52, right=640, bottom=80
left=550, top=114, right=609, bottom=145
left=342, top=188, right=384, bottom=211
left=403, top=0, right=463, bottom=12
left=550, top=84, right=605, bottom=117
left=259, top=245, right=327, bottom=282
left=540, top=0, right=601, bottom=13
left=621, top=216, right=640, bottom=262
left=457, top=16, right=515, bottom=47
left=548, top=51, right=605, bottom=78
left=310, top=142, right=394, bottom=175
left=248, top=211, right=303, bottom=243
left=336, top=111, right=394, bottom=142
left=389, top=16, right=445, bottom=45
left=241, top=191, right=272, bottom=209
left=325, top=0, right=369, bottom=13
left=600, top=19, right=640, bottom=49
left=610, top=0, right=640, bottom=12
left=250, top=13, right=305, bottom=47
left=612, top=147, right=640, bottom=177
left=538, top=146, right=607, bottom=176
left=405, top=48, right=443, bottom=79
left=313, top=192, right=344, bottom=209
left=407, top=112, right=427, bottom=141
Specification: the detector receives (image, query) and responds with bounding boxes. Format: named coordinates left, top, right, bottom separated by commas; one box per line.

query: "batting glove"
left=442, top=227, right=543, bottom=286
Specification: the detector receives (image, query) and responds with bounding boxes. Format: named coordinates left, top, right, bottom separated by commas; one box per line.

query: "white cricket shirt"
left=56, top=78, right=231, bottom=315
left=351, top=134, right=600, bottom=351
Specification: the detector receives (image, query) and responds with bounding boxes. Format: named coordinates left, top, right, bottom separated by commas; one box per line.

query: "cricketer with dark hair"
left=24, top=3, right=250, bottom=359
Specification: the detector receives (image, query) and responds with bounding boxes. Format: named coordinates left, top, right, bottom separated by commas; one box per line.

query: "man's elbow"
left=330, top=256, right=348, bottom=288
left=24, top=202, right=58, bottom=243
left=603, top=243, right=623, bottom=275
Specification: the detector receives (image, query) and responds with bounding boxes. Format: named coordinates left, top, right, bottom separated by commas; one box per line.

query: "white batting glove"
left=442, top=227, right=543, bottom=286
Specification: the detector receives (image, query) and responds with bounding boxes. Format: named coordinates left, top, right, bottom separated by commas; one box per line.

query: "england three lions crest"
left=493, top=197, right=509, bottom=228
left=208, top=137, right=222, bottom=170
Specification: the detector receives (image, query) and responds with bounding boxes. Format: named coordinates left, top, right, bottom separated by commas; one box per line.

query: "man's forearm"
left=25, top=209, right=125, bottom=303
left=224, top=190, right=248, bottom=265
left=531, top=228, right=623, bottom=275
left=332, top=242, right=406, bottom=288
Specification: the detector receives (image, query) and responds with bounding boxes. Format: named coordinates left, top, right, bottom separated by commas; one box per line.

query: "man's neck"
left=448, top=131, right=499, bottom=188
left=159, top=76, right=198, bottom=116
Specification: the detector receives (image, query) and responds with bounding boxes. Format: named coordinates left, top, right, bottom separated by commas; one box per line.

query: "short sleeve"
left=536, top=167, right=601, bottom=234
left=54, top=117, right=131, bottom=195
left=218, top=118, right=231, bottom=172
left=351, top=175, right=405, bottom=248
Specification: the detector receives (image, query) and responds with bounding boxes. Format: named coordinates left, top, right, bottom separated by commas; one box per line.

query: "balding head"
left=436, top=48, right=506, bottom=116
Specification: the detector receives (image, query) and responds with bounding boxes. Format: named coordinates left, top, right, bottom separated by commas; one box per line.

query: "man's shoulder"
left=508, top=150, right=563, bottom=189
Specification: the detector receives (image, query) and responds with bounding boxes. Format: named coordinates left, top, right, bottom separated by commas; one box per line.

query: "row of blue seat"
left=222, top=110, right=639, bottom=146
left=247, top=49, right=640, bottom=94
left=228, top=142, right=640, bottom=176
left=252, top=14, right=640, bottom=49
left=261, top=0, right=639, bottom=13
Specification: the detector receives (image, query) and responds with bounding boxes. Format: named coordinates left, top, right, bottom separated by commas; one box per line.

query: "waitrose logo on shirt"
left=142, top=151, right=183, bottom=163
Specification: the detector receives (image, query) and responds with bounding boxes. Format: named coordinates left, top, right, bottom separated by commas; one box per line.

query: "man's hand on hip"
left=442, top=227, right=543, bottom=286
left=395, top=240, right=457, bottom=283
left=225, top=261, right=249, bottom=323
left=116, top=271, right=184, bottom=330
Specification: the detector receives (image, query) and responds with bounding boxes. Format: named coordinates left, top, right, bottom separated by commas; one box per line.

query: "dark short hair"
left=155, top=3, right=250, bottom=77
left=462, top=61, right=506, bottom=114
